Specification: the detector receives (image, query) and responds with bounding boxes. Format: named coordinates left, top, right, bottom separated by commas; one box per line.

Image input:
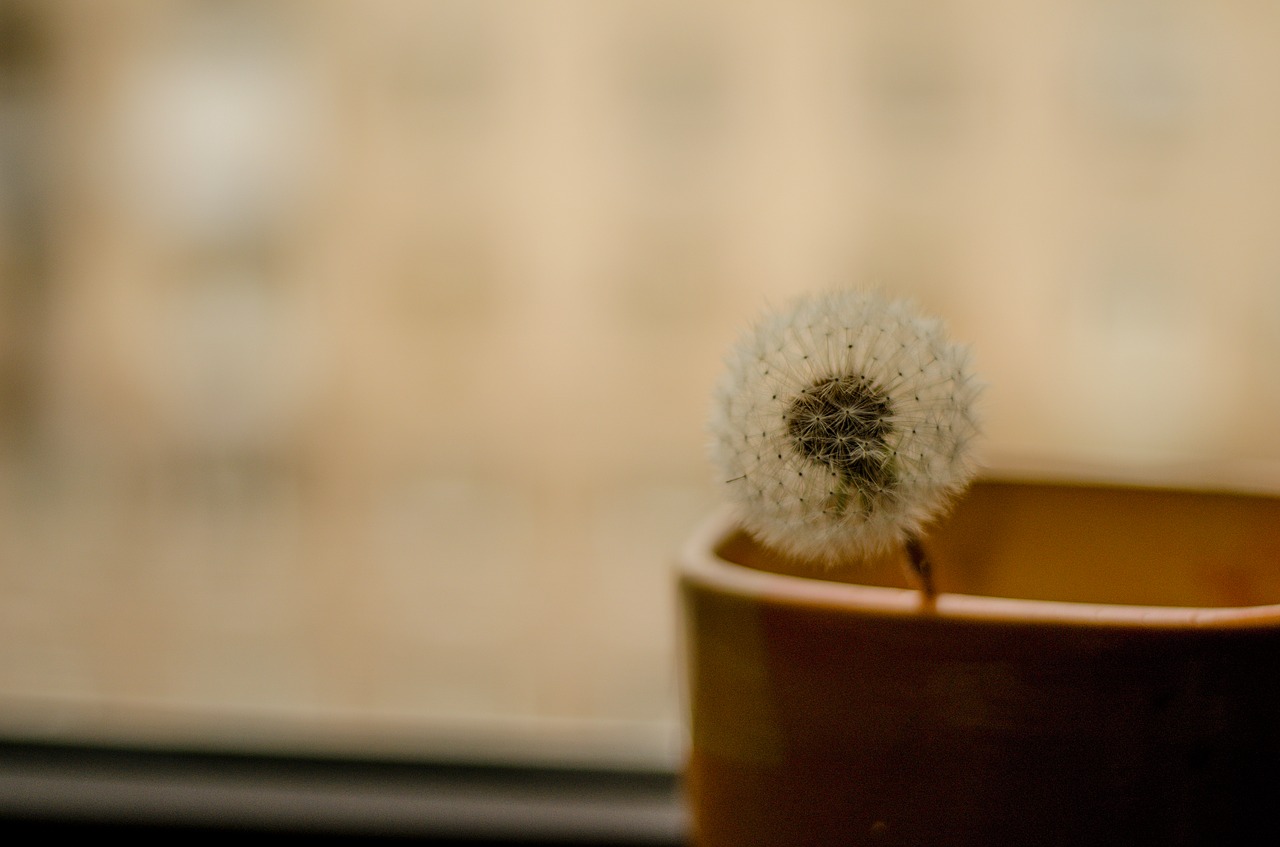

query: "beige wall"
left=3, top=0, right=1280, bottom=766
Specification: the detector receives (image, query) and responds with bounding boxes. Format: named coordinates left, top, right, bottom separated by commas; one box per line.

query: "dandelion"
left=709, top=289, right=981, bottom=598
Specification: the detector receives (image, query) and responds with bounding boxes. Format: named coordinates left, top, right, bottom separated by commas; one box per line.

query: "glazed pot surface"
left=680, top=478, right=1280, bottom=847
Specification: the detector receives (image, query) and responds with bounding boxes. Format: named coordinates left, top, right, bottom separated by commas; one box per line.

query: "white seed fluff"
left=709, top=289, right=981, bottom=564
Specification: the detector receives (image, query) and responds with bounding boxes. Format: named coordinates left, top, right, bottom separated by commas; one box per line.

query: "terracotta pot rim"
left=680, top=504, right=1280, bottom=631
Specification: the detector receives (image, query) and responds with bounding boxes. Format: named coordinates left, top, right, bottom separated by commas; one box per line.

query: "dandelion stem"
left=903, top=534, right=936, bottom=603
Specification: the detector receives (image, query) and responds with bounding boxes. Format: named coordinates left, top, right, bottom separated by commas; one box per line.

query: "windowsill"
left=0, top=740, right=688, bottom=844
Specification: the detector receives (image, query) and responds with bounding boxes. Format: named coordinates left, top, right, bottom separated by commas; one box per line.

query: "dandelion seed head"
left=709, top=289, right=981, bottom=565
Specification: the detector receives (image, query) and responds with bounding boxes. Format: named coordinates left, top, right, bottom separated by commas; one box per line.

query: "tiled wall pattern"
left=3, top=0, right=1280, bottom=766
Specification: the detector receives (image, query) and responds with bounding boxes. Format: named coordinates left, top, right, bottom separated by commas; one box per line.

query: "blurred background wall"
left=3, top=0, right=1280, bottom=768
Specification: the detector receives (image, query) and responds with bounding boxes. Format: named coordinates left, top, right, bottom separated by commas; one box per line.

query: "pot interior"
left=715, top=478, right=1280, bottom=608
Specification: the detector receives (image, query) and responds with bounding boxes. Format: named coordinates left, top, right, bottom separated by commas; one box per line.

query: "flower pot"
left=678, top=474, right=1280, bottom=846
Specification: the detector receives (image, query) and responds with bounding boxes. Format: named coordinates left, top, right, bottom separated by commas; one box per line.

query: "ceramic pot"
left=678, top=475, right=1280, bottom=846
